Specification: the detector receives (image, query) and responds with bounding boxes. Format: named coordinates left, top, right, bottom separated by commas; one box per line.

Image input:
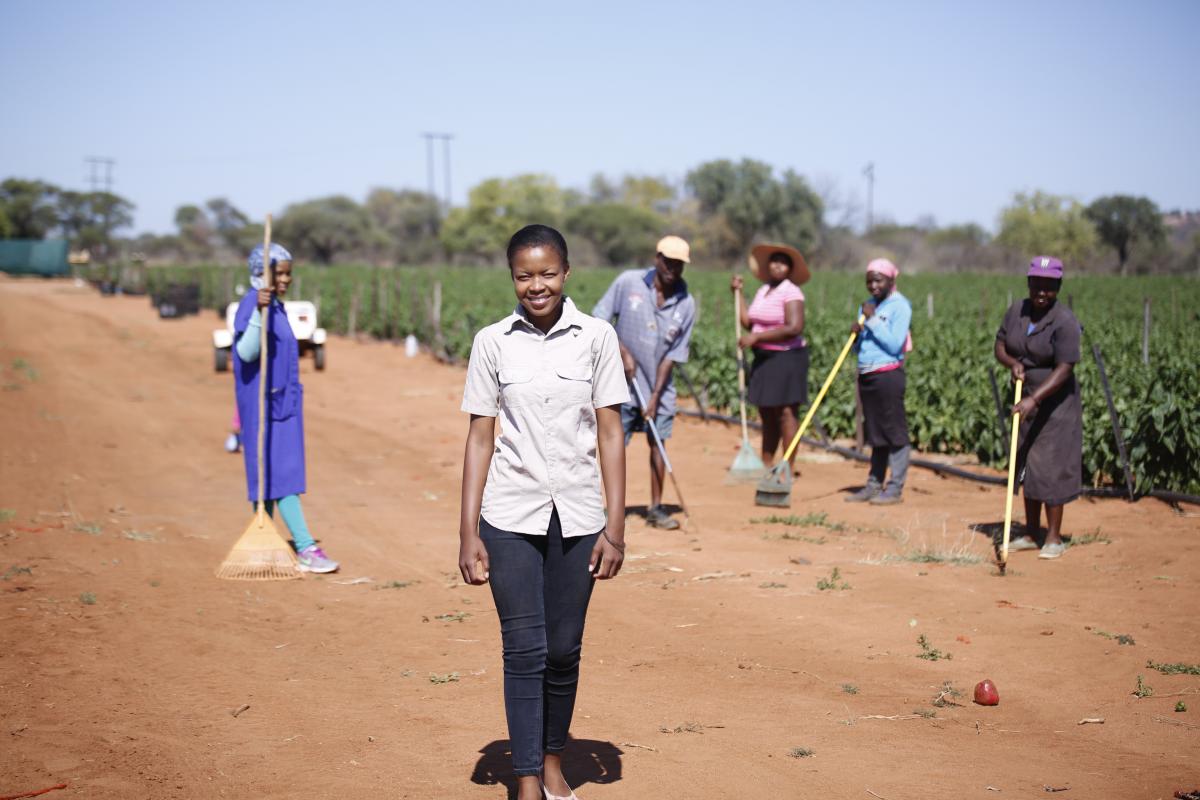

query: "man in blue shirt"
left=592, top=236, right=697, bottom=529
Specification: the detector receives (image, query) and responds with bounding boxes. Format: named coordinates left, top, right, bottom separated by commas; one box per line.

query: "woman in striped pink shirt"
left=731, top=243, right=811, bottom=475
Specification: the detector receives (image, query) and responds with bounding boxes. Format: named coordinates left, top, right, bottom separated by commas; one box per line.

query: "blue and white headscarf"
left=247, top=243, right=293, bottom=290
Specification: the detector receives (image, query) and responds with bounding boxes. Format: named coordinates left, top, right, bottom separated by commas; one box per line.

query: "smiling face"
left=273, top=260, right=293, bottom=296
left=511, top=245, right=568, bottom=331
left=654, top=252, right=685, bottom=292
left=1027, top=276, right=1061, bottom=312
left=865, top=270, right=894, bottom=301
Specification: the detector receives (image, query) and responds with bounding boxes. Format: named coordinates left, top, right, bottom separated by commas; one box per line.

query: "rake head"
left=754, top=462, right=793, bottom=508
left=216, top=511, right=301, bottom=581
left=725, top=439, right=766, bottom=484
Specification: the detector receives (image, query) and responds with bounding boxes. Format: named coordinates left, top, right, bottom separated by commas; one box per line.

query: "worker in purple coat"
left=233, top=243, right=338, bottom=573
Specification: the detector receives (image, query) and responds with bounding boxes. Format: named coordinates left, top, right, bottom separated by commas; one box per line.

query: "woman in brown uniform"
left=994, top=256, right=1083, bottom=560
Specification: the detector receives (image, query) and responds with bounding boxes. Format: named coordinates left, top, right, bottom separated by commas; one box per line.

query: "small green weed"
left=79, top=592, right=97, bottom=605
left=378, top=580, right=415, bottom=590
left=816, top=567, right=850, bottom=591
left=1094, top=630, right=1136, bottom=646
left=74, top=522, right=103, bottom=536
left=435, top=611, right=470, bottom=623
left=1176, top=701, right=1188, bottom=713
left=787, top=746, right=815, bottom=758
left=12, top=358, right=38, bottom=381
left=1132, top=674, right=1154, bottom=698
left=763, top=531, right=827, bottom=544
left=1067, top=530, right=1112, bottom=548
left=752, top=512, right=847, bottom=532
left=840, top=684, right=859, bottom=695
left=0, top=509, right=16, bottom=523
left=1146, top=660, right=1200, bottom=675
left=932, top=681, right=964, bottom=707
left=759, top=581, right=787, bottom=589
left=916, top=634, right=952, bottom=661
left=900, top=546, right=983, bottom=566
left=2, top=565, right=33, bottom=581
left=913, top=708, right=938, bottom=719
left=429, top=672, right=460, bottom=684
left=123, top=529, right=156, bottom=542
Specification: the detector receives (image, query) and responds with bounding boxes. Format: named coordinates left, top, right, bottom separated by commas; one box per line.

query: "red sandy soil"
left=1, top=275, right=1197, bottom=799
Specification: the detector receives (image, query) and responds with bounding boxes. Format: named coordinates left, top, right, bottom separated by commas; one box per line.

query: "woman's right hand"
left=256, top=287, right=273, bottom=308
left=1010, top=362, right=1026, bottom=382
left=730, top=274, right=744, bottom=292
left=458, top=534, right=490, bottom=585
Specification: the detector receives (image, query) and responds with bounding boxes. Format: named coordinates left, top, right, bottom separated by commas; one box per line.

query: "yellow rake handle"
left=780, top=315, right=865, bottom=465
left=256, top=215, right=273, bottom=526
left=1000, top=378, right=1024, bottom=564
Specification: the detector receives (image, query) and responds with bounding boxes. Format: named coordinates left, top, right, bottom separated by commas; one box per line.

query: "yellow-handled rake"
left=755, top=316, right=864, bottom=507
left=998, top=378, right=1024, bottom=576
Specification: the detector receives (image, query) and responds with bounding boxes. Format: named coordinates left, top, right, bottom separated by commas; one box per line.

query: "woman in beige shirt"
left=459, top=224, right=629, bottom=800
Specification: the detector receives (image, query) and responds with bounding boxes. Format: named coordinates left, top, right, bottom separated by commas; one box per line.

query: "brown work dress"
left=996, top=299, right=1083, bottom=506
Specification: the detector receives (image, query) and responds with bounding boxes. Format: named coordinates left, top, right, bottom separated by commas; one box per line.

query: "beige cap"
left=656, top=235, right=691, bottom=263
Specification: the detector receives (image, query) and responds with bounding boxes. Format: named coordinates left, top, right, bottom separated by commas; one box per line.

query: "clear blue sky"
left=3, top=0, right=1197, bottom=235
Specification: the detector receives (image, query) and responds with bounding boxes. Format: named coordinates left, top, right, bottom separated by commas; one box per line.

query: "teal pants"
left=252, top=494, right=315, bottom=552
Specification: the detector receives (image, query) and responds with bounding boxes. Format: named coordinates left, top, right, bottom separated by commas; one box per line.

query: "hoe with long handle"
left=755, top=316, right=864, bottom=507
left=998, top=378, right=1024, bottom=576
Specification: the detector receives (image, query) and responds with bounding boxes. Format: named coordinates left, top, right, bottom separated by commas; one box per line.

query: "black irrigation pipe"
left=677, top=407, right=1200, bottom=507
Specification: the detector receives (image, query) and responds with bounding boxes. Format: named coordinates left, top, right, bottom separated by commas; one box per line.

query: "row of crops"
left=142, top=264, right=1200, bottom=494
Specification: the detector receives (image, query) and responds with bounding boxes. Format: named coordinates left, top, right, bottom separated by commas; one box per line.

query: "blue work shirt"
left=856, top=290, right=912, bottom=373
left=592, top=268, right=696, bottom=416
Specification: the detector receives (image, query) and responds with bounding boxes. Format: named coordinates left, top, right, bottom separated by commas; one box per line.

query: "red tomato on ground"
left=974, top=679, right=1000, bottom=705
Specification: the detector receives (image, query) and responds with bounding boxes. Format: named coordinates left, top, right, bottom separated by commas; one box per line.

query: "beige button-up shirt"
left=461, top=297, right=629, bottom=538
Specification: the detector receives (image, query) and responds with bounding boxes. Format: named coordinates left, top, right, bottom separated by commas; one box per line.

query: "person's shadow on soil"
left=470, top=738, right=623, bottom=798
left=970, top=521, right=1084, bottom=549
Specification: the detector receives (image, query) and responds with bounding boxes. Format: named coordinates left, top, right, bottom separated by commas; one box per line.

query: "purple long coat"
left=233, top=292, right=306, bottom=502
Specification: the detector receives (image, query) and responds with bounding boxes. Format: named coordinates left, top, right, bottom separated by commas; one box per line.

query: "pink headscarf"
left=864, top=258, right=912, bottom=353
left=866, top=258, right=899, bottom=281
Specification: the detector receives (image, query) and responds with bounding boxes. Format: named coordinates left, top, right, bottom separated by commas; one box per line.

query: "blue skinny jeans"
left=480, top=507, right=598, bottom=777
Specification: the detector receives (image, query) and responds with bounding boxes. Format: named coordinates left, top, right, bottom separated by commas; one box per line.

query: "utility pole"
left=420, top=132, right=454, bottom=215
left=862, top=161, right=875, bottom=233
left=85, top=157, right=116, bottom=262
left=86, top=156, right=115, bottom=194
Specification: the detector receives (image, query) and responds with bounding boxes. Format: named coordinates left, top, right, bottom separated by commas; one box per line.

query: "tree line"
left=2, top=164, right=1196, bottom=275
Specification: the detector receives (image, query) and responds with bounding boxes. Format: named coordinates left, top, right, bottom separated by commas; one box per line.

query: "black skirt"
left=858, top=367, right=909, bottom=448
left=748, top=347, right=809, bottom=408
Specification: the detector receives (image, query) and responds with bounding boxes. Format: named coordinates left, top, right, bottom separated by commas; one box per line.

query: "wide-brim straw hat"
left=748, top=243, right=810, bottom=285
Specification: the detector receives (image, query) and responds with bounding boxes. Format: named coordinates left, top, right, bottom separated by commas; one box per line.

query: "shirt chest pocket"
left=555, top=362, right=593, bottom=405
left=498, top=366, right=538, bottom=408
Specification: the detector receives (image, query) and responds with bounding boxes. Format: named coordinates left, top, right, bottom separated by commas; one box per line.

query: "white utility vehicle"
left=213, top=299, right=327, bottom=372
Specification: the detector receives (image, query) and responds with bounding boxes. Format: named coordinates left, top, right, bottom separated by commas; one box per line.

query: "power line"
left=420, top=132, right=454, bottom=214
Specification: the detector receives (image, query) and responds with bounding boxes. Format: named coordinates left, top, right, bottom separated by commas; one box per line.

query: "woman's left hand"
left=1013, top=397, right=1038, bottom=417
left=589, top=531, right=624, bottom=579
left=737, top=333, right=758, bottom=349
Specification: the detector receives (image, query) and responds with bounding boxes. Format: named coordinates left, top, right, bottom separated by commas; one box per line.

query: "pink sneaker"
left=297, top=545, right=339, bottom=573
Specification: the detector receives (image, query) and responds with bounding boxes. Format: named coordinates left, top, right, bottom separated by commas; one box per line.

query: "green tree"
left=365, top=188, right=441, bottom=264
left=0, top=178, right=60, bottom=238
left=1085, top=195, right=1167, bottom=276
left=440, top=174, right=566, bottom=265
left=174, top=204, right=214, bottom=259
left=996, top=191, right=1098, bottom=267
left=685, top=159, right=823, bottom=264
left=55, top=190, right=134, bottom=259
left=275, top=195, right=374, bottom=264
left=565, top=203, right=665, bottom=266
left=205, top=198, right=256, bottom=252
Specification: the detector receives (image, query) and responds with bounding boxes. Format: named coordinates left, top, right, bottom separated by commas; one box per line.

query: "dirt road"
left=1, top=276, right=1196, bottom=799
